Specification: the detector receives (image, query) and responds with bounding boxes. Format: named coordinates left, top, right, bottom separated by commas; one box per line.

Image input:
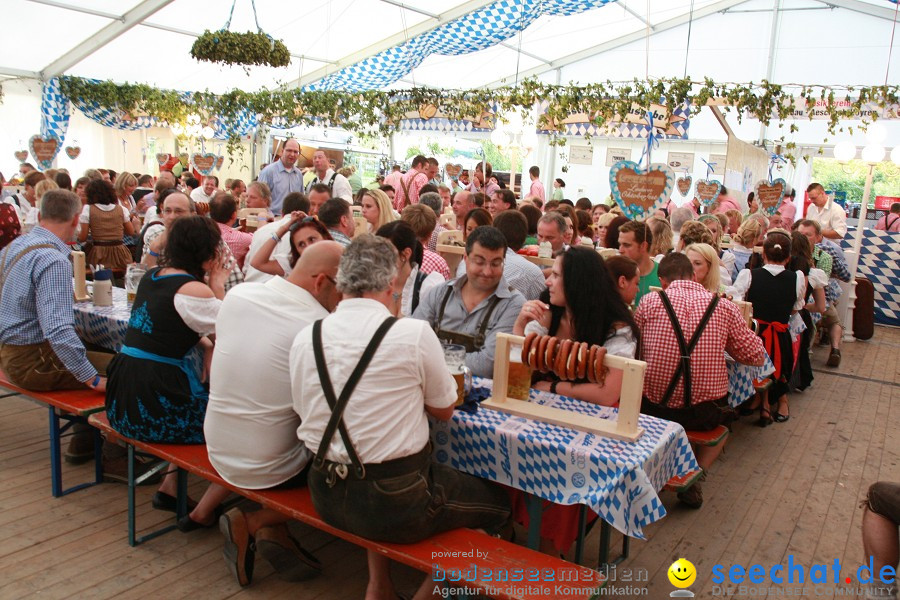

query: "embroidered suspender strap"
left=0, top=244, right=55, bottom=303
left=434, top=286, right=454, bottom=336
left=474, top=295, right=503, bottom=349
left=399, top=176, right=414, bottom=208
left=657, top=291, right=720, bottom=408
left=311, top=316, right=398, bottom=479
left=887, top=214, right=900, bottom=231
left=410, top=270, right=427, bottom=315
left=326, top=172, right=337, bottom=190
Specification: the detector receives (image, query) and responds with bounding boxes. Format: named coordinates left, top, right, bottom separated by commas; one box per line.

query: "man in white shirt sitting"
left=190, top=176, right=218, bottom=205
left=291, top=235, right=509, bottom=600
left=208, top=241, right=343, bottom=587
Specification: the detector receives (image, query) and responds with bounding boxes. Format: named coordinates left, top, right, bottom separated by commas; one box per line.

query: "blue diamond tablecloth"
left=431, top=377, right=699, bottom=539
left=727, top=354, right=775, bottom=407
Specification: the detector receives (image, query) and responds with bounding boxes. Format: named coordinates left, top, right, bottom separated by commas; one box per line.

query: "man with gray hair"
left=0, top=189, right=104, bottom=393
left=670, top=205, right=694, bottom=249
left=419, top=191, right=447, bottom=252
left=536, top=211, right=568, bottom=257
left=291, top=234, right=509, bottom=600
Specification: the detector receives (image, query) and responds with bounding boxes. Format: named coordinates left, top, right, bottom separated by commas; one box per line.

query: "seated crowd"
left=0, top=160, right=878, bottom=599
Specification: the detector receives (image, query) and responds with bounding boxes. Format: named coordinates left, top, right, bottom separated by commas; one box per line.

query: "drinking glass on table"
left=507, top=346, right=533, bottom=401
left=124, top=263, right=146, bottom=303
left=442, top=343, right=470, bottom=406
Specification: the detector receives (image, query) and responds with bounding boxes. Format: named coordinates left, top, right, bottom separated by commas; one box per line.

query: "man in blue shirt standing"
left=257, top=139, right=304, bottom=216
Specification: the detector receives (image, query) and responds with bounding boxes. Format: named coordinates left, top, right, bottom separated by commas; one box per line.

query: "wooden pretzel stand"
left=483, top=333, right=646, bottom=442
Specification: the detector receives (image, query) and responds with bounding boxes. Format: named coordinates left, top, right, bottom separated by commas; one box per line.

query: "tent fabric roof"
left=2, top=0, right=898, bottom=95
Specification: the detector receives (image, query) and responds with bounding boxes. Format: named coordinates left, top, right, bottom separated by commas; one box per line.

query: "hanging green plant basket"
left=191, top=30, right=290, bottom=68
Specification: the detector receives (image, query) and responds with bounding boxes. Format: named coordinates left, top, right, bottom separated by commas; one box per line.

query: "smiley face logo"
left=668, top=558, right=696, bottom=588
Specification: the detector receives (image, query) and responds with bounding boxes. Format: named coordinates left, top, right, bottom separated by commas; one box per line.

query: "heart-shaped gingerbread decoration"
left=65, top=146, right=81, bottom=160
left=29, top=135, right=59, bottom=170
left=676, top=176, right=692, bottom=197
left=695, top=179, right=722, bottom=207
left=608, top=161, right=676, bottom=221
left=215, top=156, right=224, bottom=170
left=754, top=178, right=786, bottom=216
left=445, top=163, right=462, bottom=179
left=156, top=152, right=170, bottom=166
left=14, top=150, right=28, bottom=162
left=191, top=152, right=217, bottom=175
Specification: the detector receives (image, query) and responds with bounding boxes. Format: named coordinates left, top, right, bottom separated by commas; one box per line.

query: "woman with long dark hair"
left=513, top=246, right=638, bottom=406
left=106, top=216, right=232, bottom=531
left=788, top=231, right=826, bottom=392
left=375, top=220, right=443, bottom=317
left=250, top=213, right=333, bottom=277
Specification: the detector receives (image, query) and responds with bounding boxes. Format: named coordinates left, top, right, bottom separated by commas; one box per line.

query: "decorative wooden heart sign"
left=215, top=156, right=224, bottom=170
left=755, top=178, right=786, bottom=216
left=191, top=153, right=216, bottom=175
left=445, top=163, right=462, bottom=179
left=29, top=135, right=59, bottom=170
left=695, top=179, right=722, bottom=207
left=608, top=161, right=676, bottom=221
left=156, top=152, right=170, bottom=166
left=65, top=146, right=81, bottom=160
left=676, top=175, right=692, bottom=197
left=14, top=150, right=28, bottom=162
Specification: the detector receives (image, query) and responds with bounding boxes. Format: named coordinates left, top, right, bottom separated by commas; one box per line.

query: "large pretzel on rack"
left=520, top=335, right=611, bottom=385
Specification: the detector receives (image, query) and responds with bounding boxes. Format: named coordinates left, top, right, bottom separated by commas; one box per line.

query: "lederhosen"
left=640, top=292, right=734, bottom=431
left=433, top=286, right=501, bottom=353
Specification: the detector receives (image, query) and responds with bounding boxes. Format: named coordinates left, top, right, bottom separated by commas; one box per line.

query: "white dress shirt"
left=292, top=298, right=456, bottom=465
left=243, top=216, right=293, bottom=283
left=190, top=187, right=213, bottom=204
left=806, top=201, right=848, bottom=238
left=205, top=278, right=328, bottom=488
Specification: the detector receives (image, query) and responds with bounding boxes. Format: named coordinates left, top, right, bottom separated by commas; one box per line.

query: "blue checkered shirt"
left=0, top=226, right=96, bottom=382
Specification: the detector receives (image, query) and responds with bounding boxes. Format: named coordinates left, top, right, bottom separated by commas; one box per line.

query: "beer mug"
left=442, top=343, right=471, bottom=406
left=507, top=346, right=533, bottom=401
left=124, top=263, right=146, bottom=303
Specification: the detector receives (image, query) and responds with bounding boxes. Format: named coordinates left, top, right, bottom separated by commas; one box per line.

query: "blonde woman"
left=115, top=172, right=141, bottom=258
left=595, top=212, right=618, bottom=248
left=685, top=242, right=722, bottom=293
left=698, top=213, right=735, bottom=284
left=731, top=218, right=762, bottom=279
left=360, top=188, right=396, bottom=232
left=646, top=216, right=673, bottom=260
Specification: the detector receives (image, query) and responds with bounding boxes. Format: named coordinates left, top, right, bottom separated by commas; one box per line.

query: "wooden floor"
left=0, top=327, right=897, bottom=599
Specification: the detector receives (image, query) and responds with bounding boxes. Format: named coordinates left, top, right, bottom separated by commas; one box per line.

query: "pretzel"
left=544, top=337, right=559, bottom=374
left=536, top=335, right=550, bottom=371
left=556, top=340, right=573, bottom=380
left=575, top=342, right=589, bottom=380
left=566, top=343, right=578, bottom=380
left=594, top=347, right=608, bottom=385
left=522, top=332, right=538, bottom=365
left=587, top=345, right=598, bottom=384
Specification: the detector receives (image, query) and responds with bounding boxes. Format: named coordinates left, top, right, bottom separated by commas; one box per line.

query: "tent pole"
left=758, top=0, right=783, bottom=145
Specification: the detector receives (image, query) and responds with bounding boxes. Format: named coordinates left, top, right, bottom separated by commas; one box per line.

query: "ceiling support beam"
left=40, top=0, right=177, bottom=80
left=814, top=0, right=900, bottom=23
left=0, top=67, right=41, bottom=79
left=486, top=0, right=752, bottom=87
left=286, top=0, right=500, bottom=89
left=619, top=1, right=655, bottom=31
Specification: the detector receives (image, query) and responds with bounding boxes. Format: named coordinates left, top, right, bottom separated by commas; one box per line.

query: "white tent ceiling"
left=2, top=0, right=898, bottom=94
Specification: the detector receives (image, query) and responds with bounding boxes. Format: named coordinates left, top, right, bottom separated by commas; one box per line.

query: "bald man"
left=258, top=139, right=304, bottom=216
left=206, top=240, right=343, bottom=586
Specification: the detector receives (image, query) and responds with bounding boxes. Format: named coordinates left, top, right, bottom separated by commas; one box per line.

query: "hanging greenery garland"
left=190, top=30, right=290, bottom=68
left=55, top=76, right=900, bottom=160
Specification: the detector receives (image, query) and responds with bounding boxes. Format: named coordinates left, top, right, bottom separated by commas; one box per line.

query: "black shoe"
left=151, top=491, right=198, bottom=513
left=177, top=506, right=223, bottom=533
left=756, top=407, right=773, bottom=428
left=677, top=482, right=703, bottom=509
left=827, top=348, right=841, bottom=368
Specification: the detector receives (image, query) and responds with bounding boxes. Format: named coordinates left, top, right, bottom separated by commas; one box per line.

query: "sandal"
left=757, top=407, right=773, bottom=428
left=774, top=406, right=790, bottom=423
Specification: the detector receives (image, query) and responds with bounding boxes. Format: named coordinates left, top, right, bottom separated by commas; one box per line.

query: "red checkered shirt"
left=217, top=222, right=253, bottom=270
left=420, top=249, right=451, bottom=280
left=634, top=280, right=766, bottom=408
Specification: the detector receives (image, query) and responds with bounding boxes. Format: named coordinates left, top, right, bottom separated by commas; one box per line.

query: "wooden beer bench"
left=0, top=370, right=105, bottom=497
left=88, top=413, right=606, bottom=600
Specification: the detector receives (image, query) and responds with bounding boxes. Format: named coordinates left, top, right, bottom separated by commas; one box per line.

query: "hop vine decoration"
left=190, top=30, right=290, bottom=68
